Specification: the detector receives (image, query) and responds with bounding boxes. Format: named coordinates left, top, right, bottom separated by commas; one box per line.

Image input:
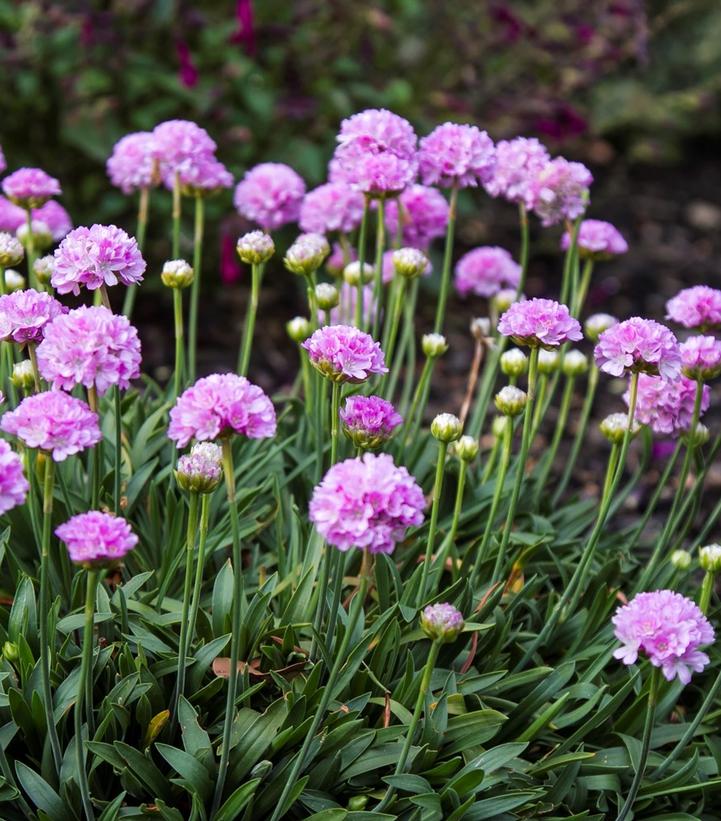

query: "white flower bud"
left=493, top=288, right=521, bottom=314
left=161, top=259, right=194, bottom=289
left=4, top=269, right=25, bottom=292
left=236, top=230, right=274, bottom=265
left=315, top=283, right=339, bottom=311
left=500, top=349, right=528, bottom=378
left=538, top=349, right=560, bottom=374
left=470, top=317, right=492, bottom=341
left=284, top=233, right=330, bottom=276
left=422, top=333, right=448, bottom=359
left=599, top=412, right=640, bottom=444
left=585, top=313, right=617, bottom=343
left=0, top=232, right=24, bottom=267
left=562, top=349, right=589, bottom=377
left=495, top=385, right=527, bottom=417
left=699, top=544, right=721, bottom=573
left=453, top=434, right=479, bottom=462
left=17, top=220, right=52, bottom=251
left=392, top=247, right=429, bottom=279
left=286, top=316, right=312, bottom=343
left=670, top=549, right=692, bottom=570
left=431, top=413, right=462, bottom=443
left=343, top=260, right=374, bottom=286
left=11, top=360, right=35, bottom=391
left=492, top=415, right=509, bottom=438
left=33, top=254, right=54, bottom=285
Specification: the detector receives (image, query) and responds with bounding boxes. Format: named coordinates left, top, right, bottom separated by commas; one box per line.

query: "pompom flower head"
left=666, top=286, right=721, bottom=330
left=177, top=156, right=233, bottom=196
left=497, top=298, right=582, bottom=348
left=299, top=182, right=365, bottom=235
left=302, top=324, right=387, bottom=383
left=152, top=120, right=216, bottom=185
left=309, top=452, right=425, bottom=554
left=384, top=184, right=450, bottom=249
left=485, top=137, right=550, bottom=203
left=36, top=305, right=142, bottom=395
left=594, top=317, right=681, bottom=380
left=56, top=511, right=138, bottom=568
left=681, top=335, right=721, bottom=381
left=1, top=391, right=101, bottom=461
left=418, top=122, right=495, bottom=188
left=626, top=374, right=709, bottom=436
left=613, top=590, right=714, bottom=684
left=2, top=168, right=61, bottom=209
left=0, top=288, right=65, bottom=345
left=0, top=439, right=29, bottom=515
left=32, top=201, right=72, bottom=242
left=455, top=247, right=521, bottom=298
left=107, top=132, right=158, bottom=194
left=339, top=395, right=402, bottom=449
left=233, top=163, right=306, bottom=231
left=561, top=219, right=628, bottom=260
left=52, top=224, right=146, bottom=295
left=176, top=442, right=223, bottom=494
left=168, top=373, right=276, bottom=448
left=527, top=157, right=592, bottom=227
left=420, top=603, right=464, bottom=643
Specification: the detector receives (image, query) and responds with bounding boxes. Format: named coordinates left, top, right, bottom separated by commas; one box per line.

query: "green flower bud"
left=500, top=349, right=528, bottom=378
left=599, top=412, right=640, bottom=444
left=315, top=282, right=339, bottom=311
left=343, top=260, right=374, bottom=286
left=420, top=602, right=464, bottom=643
left=286, top=316, right=312, bottom=343
left=0, top=232, right=24, bottom=268
left=422, top=333, right=448, bottom=359
left=236, top=230, right=275, bottom=265
left=4, top=269, right=25, bottom=292
left=33, top=254, right=54, bottom=286
left=686, top=422, right=710, bottom=448
left=699, top=544, right=721, bottom=573
left=431, top=413, right=462, bottom=443
left=538, top=349, right=560, bottom=374
left=585, top=313, right=617, bottom=343
left=670, top=549, right=692, bottom=570
left=492, top=415, right=509, bottom=438
left=562, top=349, right=589, bottom=377
left=161, top=259, right=194, bottom=289
left=452, top=434, right=479, bottom=462
left=284, top=233, right=330, bottom=276
left=492, top=288, right=520, bottom=314
left=11, top=360, right=35, bottom=391
left=494, top=385, right=527, bottom=417
left=392, top=247, right=429, bottom=280
left=2, top=641, right=18, bottom=661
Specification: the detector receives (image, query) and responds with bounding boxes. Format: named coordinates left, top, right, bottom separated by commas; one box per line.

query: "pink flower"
left=561, top=219, right=628, bottom=259
left=0, top=145, right=5, bottom=175
left=339, top=394, right=402, bottom=448
left=175, top=442, right=223, bottom=494
left=302, top=324, right=387, bottom=383
left=0, top=439, right=29, bottom=515
left=32, top=201, right=73, bottom=242
left=309, top=452, right=425, bottom=554
left=497, top=298, right=582, bottom=348
left=384, top=184, right=450, bottom=249
left=420, top=603, right=464, bottom=641
left=233, top=163, right=306, bottom=230
left=168, top=373, right=276, bottom=448
left=666, top=286, right=721, bottom=330
left=107, top=132, right=158, bottom=194
left=526, top=157, right=592, bottom=226
left=484, top=137, right=550, bottom=203
left=52, top=224, right=146, bottom=295
left=176, top=156, right=233, bottom=195
left=0, top=289, right=65, bottom=344
left=2, top=168, right=61, bottom=208
left=613, top=590, right=714, bottom=684
left=418, top=122, right=495, bottom=188
left=152, top=120, right=217, bottom=185
left=455, top=246, right=521, bottom=298
left=594, top=317, right=681, bottom=380
left=1, top=391, right=101, bottom=461
left=0, top=197, right=25, bottom=233
left=625, top=374, right=709, bottom=436
left=680, top=335, right=721, bottom=381
left=299, top=182, right=365, bottom=235
left=56, top=511, right=138, bottom=567
left=36, top=306, right=141, bottom=395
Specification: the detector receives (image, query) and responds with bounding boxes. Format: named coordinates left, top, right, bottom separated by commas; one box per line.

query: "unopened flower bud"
left=495, top=385, right=527, bottom=417
left=470, top=317, right=491, bottom=341
left=422, top=333, right=448, bottom=359
left=687, top=422, right=710, bottom=448
left=492, top=415, right=509, bottom=438
left=431, top=413, right=462, bottom=443
left=315, top=282, right=339, bottom=311
left=175, top=442, right=223, bottom=494
left=286, top=316, right=311, bottom=343
left=11, top=360, right=35, bottom=391
left=538, top=349, right=560, bottom=374
left=284, top=233, right=330, bottom=276
left=0, top=232, right=24, bottom=267
left=562, top=349, right=589, bottom=377
left=392, top=247, right=428, bottom=280
left=161, top=259, right=194, bottom=289
left=599, top=412, right=640, bottom=444
left=2, top=641, right=18, bottom=662
left=343, top=260, right=374, bottom=286
left=493, top=288, right=521, bottom=314
left=33, top=254, right=54, bottom=285
left=236, top=230, right=274, bottom=265
left=17, top=220, right=52, bottom=251
left=700, top=544, right=721, bottom=572
left=453, top=434, right=479, bottom=462
left=348, top=797, right=368, bottom=811
left=500, top=349, right=528, bottom=378
left=670, top=549, right=692, bottom=570
left=420, top=602, right=464, bottom=643
left=585, top=313, right=617, bottom=343
left=4, top=269, right=25, bottom=292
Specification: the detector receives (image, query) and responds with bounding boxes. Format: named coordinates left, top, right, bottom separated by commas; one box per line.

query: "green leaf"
left=14, top=762, right=72, bottom=821
left=156, top=743, right=213, bottom=799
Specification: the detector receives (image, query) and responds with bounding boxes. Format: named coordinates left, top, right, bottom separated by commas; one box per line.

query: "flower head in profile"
left=680, top=335, right=721, bottom=381
left=0, top=288, right=65, bottom=345
left=107, top=132, right=159, bottom=194
left=299, top=182, right=365, bottom=235
left=418, top=123, right=495, bottom=188
left=176, top=442, right=223, bottom=494
left=52, top=224, right=146, bottom=295
left=284, top=233, right=330, bottom=276
left=498, top=298, right=582, bottom=348
left=2, top=168, right=61, bottom=208
left=594, top=317, right=681, bottom=380
left=613, top=590, right=714, bottom=684
left=1, top=391, right=101, bottom=461
left=31, top=201, right=72, bottom=242
left=561, top=219, right=628, bottom=260
left=0, top=440, right=29, bottom=515
left=168, top=373, right=276, bottom=448
left=177, top=156, right=233, bottom=196
left=666, top=286, right=721, bottom=330
left=625, top=374, right=709, bottom=436
left=526, top=157, right=592, bottom=226
left=56, top=511, right=138, bottom=568
left=420, top=603, right=464, bottom=642
left=233, top=162, right=306, bottom=230
left=455, top=247, right=521, bottom=298
left=384, top=184, right=449, bottom=249
left=484, top=137, right=550, bottom=203
left=340, top=394, right=402, bottom=449
left=309, top=452, right=425, bottom=554
left=236, top=231, right=275, bottom=266
left=302, top=324, right=387, bottom=383
left=152, top=119, right=216, bottom=184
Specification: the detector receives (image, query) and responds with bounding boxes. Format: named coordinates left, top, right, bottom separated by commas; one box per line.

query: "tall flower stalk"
left=122, top=186, right=150, bottom=319
left=187, top=195, right=204, bottom=383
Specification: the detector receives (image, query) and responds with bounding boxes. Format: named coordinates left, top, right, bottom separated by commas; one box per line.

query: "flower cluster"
left=2, top=168, right=61, bottom=208
left=107, top=132, right=158, bottom=194
left=0, top=288, right=65, bottom=344
left=176, top=442, right=223, bottom=494
left=455, top=246, right=521, bottom=298
left=498, top=298, right=582, bottom=348
left=561, top=219, right=628, bottom=259
left=485, top=137, right=549, bottom=203
left=302, top=325, right=387, bottom=383
left=680, top=336, right=721, bottom=381
left=420, top=603, right=465, bottom=642
left=594, top=318, right=681, bottom=380
left=384, top=184, right=449, bottom=249
left=0, top=440, right=29, bottom=515
left=526, top=157, right=592, bottom=226
left=626, top=374, right=709, bottom=436
left=339, top=395, right=402, bottom=449
left=56, top=511, right=138, bottom=567
left=418, top=122, right=495, bottom=188
left=667, top=286, right=721, bottom=330
left=299, top=182, right=365, bottom=235
left=234, top=163, right=306, bottom=230
left=152, top=119, right=217, bottom=188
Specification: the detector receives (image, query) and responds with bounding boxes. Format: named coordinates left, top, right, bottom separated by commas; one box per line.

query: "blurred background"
left=1, top=0, right=721, bottom=393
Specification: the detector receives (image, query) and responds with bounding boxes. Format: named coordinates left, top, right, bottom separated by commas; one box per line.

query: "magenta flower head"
left=625, top=374, right=709, bottom=436
left=177, top=156, right=233, bottom=197
left=2, top=168, right=61, bottom=209
left=299, top=182, right=365, bottom=235
left=0, top=196, right=25, bottom=234
left=498, top=298, right=582, bottom=348
left=526, top=157, right=592, bottom=227
left=36, top=305, right=141, bottom=395
left=309, top=452, right=425, bottom=554
left=168, top=373, right=276, bottom=448
left=680, top=335, right=721, bottom=381
left=0, top=289, right=65, bottom=345
left=418, top=122, right=495, bottom=189
left=152, top=119, right=216, bottom=184
left=107, top=132, right=158, bottom=194
left=52, top=224, right=146, bottom=295
left=420, top=603, right=465, bottom=643
left=175, top=442, right=223, bottom=494
left=233, top=163, right=306, bottom=231
left=613, top=590, right=714, bottom=684
left=32, top=201, right=72, bottom=242
left=56, top=511, right=138, bottom=568
left=0, top=439, right=29, bottom=515
left=484, top=137, right=550, bottom=203
left=302, top=324, right=388, bottom=383
left=594, top=317, right=681, bottom=380
left=384, top=184, right=450, bottom=249
left=561, top=219, right=628, bottom=260
left=666, top=286, right=721, bottom=330
left=1, top=391, right=101, bottom=461
left=455, top=246, right=521, bottom=298
left=340, top=394, right=402, bottom=449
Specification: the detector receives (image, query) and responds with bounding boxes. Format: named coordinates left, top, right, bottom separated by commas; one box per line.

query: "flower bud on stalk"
left=286, top=316, right=312, bottom=343
left=538, top=349, right=560, bottom=374
left=11, top=360, right=35, bottom=392
left=492, top=415, right=509, bottom=438
left=492, top=288, right=521, bottom=315
left=175, top=442, right=223, bottom=495
left=431, top=412, right=462, bottom=443
left=33, top=255, right=54, bottom=286
left=585, top=312, right=617, bottom=343
left=686, top=422, right=709, bottom=448
left=500, top=348, right=528, bottom=378
left=315, top=282, right=339, bottom=311
left=343, top=260, right=374, bottom=286
left=452, top=434, right=479, bottom=462
left=420, top=602, right=465, bottom=643
left=4, top=269, right=26, bottom=292
left=670, top=549, right=692, bottom=570
left=562, top=349, right=589, bottom=377
left=161, top=259, right=194, bottom=289
left=470, top=317, right=492, bottom=341
left=422, top=333, right=448, bottom=359
left=236, top=230, right=274, bottom=265
left=392, top=247, right=429, bottom=280
left=284, top=233, right=330, bottom=277
left=699, top=544, right=721, bottom=613
left=599, top=412, right=641, bottom=445
left=0, top=233, right=24, bottom=268
left=495, top=386, right=527, bottom=417
left=17, top=220, right=53, bottom=252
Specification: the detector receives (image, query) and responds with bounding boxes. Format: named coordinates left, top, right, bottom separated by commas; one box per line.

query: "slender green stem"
left=187, top=493, right=211, bottom=645
left=699, top=570, right=715, bottom=614
left=305, top=272, right=319, bottom=330
left=122, top=186, right=150, bottom=319
left=481, top=433, right=501, bottom=483
left=355, top=198, right=369, bottom=328
left=370, top=198, right=387, bottom=338
left=533, top=375, right=575, bottom=506
left=237, top=262, right=263, bottom=375
left=87, top=387, right=102, bottom=509
left=75, top=568, right=99, bottom=821
left=560, top=216, right=582, bottom=306
left=573, top=258, right=594, bottom=317
left=27, top=343, right=41, bottom=393
left=433, top=185, right=458, bottom=335
left=172, top=288, right=185, bottom=400
left=382, top=277, right=406, bottom=368
left=516, top=202, right=529, bottom=297
left=403, top=356, right=434, bottom=449
left=188, top=196, right=204, bottom=383
left=25, top=209, right=38, bottom=290
left=418, top=442, right=448, bottom=604
left=387, top=279, right=418, bottom=404
left=330, top=382, right=341, bottom=467
left=113, top=387, right=122, bottom=515
left=172, top=171, right=182, bottom=260
left=435, top=458, right=468, bottom=579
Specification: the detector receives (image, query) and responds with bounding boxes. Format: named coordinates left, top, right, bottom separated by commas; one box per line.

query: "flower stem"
left=25, top=209, right=38, bottom=290
left=113, top=387, right=122, bottom=515
left=188, top=195, right=204, bottom=383
left=573, top=258, right=594, bottom=317
left=172, top=171, right=182, bottom=260
left=27, top=343, right=41, bottom=393
left=516, top=202, right=529, bottom=296
left=330, top=382, right=341, bottom=466
left=435, top=458, right=468, bottom=581
left=370, top=198, right=386, bottom=338
left=355, top=198, right=370, bottom=328
left=417, top=441, right=448, bottom=605
left=533, top=375, right=575, bottom=507
left=87, top=387, right=102, bottom=509
left=382, top=277, right=406, bottom=369
left=171, top=288, right=185, bottom=400
left=75, top=568, right=99, bottom=821
left=187, top=493, right=211, bottom=645
left=433, top=185, right=458, bottom=335
left=699, top=570, right=715, bottom=614
left=403, top=356, right=434, bottom=449
left=173, top=492, right=199, bottom=727
left=122, top=186, right=150, bottom=319
left=237, top=262, right=263, bottom=376
left=560, top=215, right=582, bottom=306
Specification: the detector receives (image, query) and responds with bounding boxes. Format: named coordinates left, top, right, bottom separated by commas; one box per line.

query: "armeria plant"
left=1, top=111, right=721, bottom=821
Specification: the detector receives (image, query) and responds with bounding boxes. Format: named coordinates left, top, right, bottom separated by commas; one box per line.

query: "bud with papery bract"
left=561, top=219, right=628, bottom=260
left=1, top=391, right=101, bottom=461
left=56, top=511, right=138, bottom=568
left=688, top=422, right=710, bottom=447
left=681, top=336, right=721, bottom=381
left=36, top=305, right=142, bottom=396
left=455, top=246, right=521, bottom=299
left=316, top=283, right=339, bottom=311
left=495, top=386, right=527, bottom=417
left=161, top=259, right=194, bottom=289
left=302, top=325, right=387, bottom=384
left=418, top=123, right=495, bottom=188
left=152, top=120, right=216, bottom=187
left=299, top=182, right=364, bottom=235
left=594, top=318, right=681, bottom=380
left=309, top=452, right=425, bottom=554
left=33, top=255, right=54, bottom=285
left=500, top=349, right=528, bottom=377
left=538, top=349, right=560, bottom=374
left=107, top=132, right=158, bottom=194
left=470, top=317, right=491, bottom=341
left=284, top=233, right=330, bottom=276
left=393, top=247, right=429, bottom=280
left=286, top=316, right=311, bottom=343
left=340, top=395, right=402, bottom=450
left=599, top=412, right=640, bottom=444
left=431, top=413, right=462, bottom=443
left=52, top=224, right=146, bottom=295
left=4, top=270, right=24, bottom=292
left=17, top=220, right=52, bottom=251
left=613, top=590, right=714, bottom=684
left=0, top=288, right=65, bottom=344
left=666, top=285, right=721, bottom=330
left=234, top=163, right=306, bottom=231
left=0, top=439, right=29, bottom=515
left=626, top=374, right=709, bottom=436
left=2, top=168, right=61, bottom=208
left=420, top=603, right=465, bottom=643
left=498, top=298, right=582, bottom=349
left=700, top=545, right=721, bottom=573
left=453, top=434, right=479, bottom=462
left=11, top=360, right=34, bottom=391
left=384, top=184, right=449, bottom=248
left=526, top=157, right=592, bottom=227
left=492, top=415, right=509, bottom=438
left=484, top=137, right=550, bottom=203
left=492, top=288, right=521, bottom=314
left=562, top=350, right=589, bottom=377
left=343, top=260, right=374, bottom=286
left=175, top=442, right=223, bottom=494
left=422, top=333, right=448, bottom=358
left=671, top=549, right=692, bottom=570
left=585, top=312, right=617, bottom=342
left=168, top=373, right=276, bottom=449
left=0, top=233, right=24, bottom=267
left=236, top=231, right=275, bottom=265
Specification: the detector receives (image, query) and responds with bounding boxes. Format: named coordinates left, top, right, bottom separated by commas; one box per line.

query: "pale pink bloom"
left=56, top=511, right=138, bottom=566
left=302, top=324, right=387, bottom=382
left=455, top=246, right=521, bottom=298
left=2, top=168, right=61, bottom=208
left=418, top=123, right=495, bottom=188
left=594, top=317, right=681, bottom=380
left=484, top=137, right=550, bottom=203
left=560, top=219, right=628, bottom=259
left=497, top=298, right=582, bottom=348
left=233, top=163, right=306, bottom=230
left=0, top=439, right=29, bottom=515
left=384, top=184, right=450, bottom=249
left=0, top=289, right=65, bottom=344
left=625, top=374, right=709, bottom=436
left=299, top=182, right=365, bottom=235
left=526, top=157, right=592, bottom=226
left=107, top=132, right=158, bottom=194
left=666, top=286, right=721, bottom=330
left=680, top=335, right=721, bottom=381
